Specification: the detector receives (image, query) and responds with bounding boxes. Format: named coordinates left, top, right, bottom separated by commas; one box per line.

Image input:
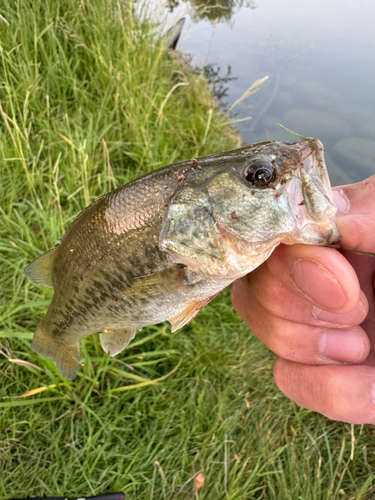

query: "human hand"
left=231, top=175, right=375, bottom=424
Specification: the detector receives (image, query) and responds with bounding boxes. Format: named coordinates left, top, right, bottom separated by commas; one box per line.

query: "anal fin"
left=169, top=295, right=218, bottom=333
left=31, top=322, right=80, bottom=381
left=100, top=327, right=137, bottom=357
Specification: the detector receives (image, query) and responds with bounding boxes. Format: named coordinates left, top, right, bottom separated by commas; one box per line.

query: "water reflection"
left=200, top=63, right=236, bottom=101
left=167, top=0, right=255, bottom=21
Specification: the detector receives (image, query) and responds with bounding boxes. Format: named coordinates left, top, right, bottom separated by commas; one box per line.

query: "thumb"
left=333, top=174, right=375, bottom=254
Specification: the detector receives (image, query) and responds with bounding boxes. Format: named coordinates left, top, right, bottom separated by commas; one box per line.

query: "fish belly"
left=32, top=263, right=229, bottom=380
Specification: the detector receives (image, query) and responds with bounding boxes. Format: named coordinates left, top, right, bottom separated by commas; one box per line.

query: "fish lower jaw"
left=199, top=241, right=281, bottom=282
left=283, top=221, right=340, bottom=246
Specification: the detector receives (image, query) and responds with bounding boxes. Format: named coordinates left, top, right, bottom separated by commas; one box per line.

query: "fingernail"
left=292, top=259, right=346, bottom=309
left=333, top=190, right=350, bottom=216
left=312, top=298, right=368, bottom=325
left=318, top=328, right=365, bottom=363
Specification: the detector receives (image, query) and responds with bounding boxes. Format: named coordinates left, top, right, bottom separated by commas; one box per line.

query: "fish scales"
left=47, top=172, right=182, bottom=335
left=24, top=139, right=339, bottom=379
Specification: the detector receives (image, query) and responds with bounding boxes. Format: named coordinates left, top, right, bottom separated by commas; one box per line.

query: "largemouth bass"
left=24, top=139, right=339, bottom=380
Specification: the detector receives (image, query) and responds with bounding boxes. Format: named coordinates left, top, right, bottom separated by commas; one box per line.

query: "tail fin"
left=31, top=322, right=80, bottom=381
left=24, top=247, right=56, bottom=288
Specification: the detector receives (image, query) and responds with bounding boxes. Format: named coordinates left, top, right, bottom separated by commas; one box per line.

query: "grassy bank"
left=0, top=1, right=374, bottom=498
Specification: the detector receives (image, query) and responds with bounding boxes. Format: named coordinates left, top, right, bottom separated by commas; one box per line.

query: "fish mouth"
left=282, top=139, right=340, bottom=246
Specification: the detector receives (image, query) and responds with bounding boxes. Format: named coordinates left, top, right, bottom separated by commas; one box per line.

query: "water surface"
left=164, top=0, right=375, bottom=185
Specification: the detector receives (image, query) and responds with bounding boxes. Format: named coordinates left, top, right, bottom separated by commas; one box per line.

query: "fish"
left=24, top=139, right=339, bottom=380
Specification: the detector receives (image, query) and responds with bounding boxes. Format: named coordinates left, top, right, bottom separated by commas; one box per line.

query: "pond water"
left=162, top=0, right=375, bottom=185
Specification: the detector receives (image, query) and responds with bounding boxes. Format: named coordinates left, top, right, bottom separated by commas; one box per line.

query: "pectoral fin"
left=100, top=327, right=137, bottom=357
left=169, top=295, right=218, bottom=332
left=159, top=188, right=227, bottom=277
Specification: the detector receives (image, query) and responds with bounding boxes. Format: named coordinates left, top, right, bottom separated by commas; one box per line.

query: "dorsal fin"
left=24, top=247, right=57, bottom=288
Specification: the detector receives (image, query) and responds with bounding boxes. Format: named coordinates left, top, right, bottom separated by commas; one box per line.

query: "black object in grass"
left=6, top=493, right=125, bottom=500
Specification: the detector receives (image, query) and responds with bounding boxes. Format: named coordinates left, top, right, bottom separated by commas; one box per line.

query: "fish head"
left=160, top=139, right=340, bottom=280
left=208, top=138, right=339, bottom=246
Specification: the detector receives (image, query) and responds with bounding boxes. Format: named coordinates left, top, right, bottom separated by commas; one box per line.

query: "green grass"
left=1, top=1, right=375, bottom=498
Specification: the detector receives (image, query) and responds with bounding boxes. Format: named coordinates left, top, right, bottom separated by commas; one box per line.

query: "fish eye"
left=244, top=161, right=276, bottom=187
